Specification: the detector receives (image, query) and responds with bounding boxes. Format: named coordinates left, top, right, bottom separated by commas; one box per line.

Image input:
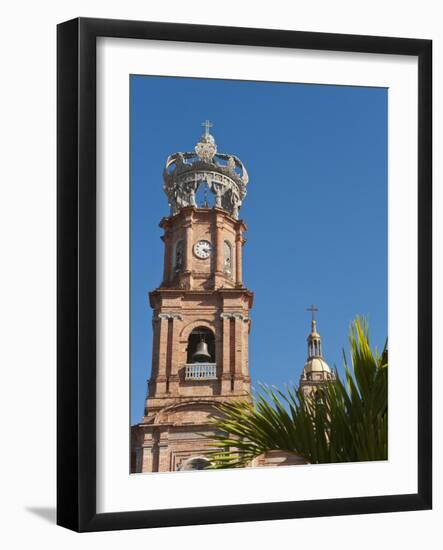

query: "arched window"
left=195, top=182, right=214, bottom=208
left=309, top=341, right=314, bottom=358
left=187, top=326, right=215, bottom=363
left=179, top=457, right=211, bottom=471
left=173, top=239, right=184, bottom=273
left=223, top=240, right=232, bottom=277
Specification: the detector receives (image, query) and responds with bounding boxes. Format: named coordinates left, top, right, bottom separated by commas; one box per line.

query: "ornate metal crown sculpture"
left=163, top=121, right=249, bottom=219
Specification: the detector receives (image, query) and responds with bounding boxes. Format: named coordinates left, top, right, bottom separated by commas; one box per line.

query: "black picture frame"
left=57, top=17, right=432, bottom=532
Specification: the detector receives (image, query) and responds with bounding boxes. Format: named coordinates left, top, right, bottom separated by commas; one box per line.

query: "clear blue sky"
left=130, top=75, right=387, bottom=424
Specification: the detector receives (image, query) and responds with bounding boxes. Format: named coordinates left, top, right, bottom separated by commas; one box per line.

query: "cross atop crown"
left=306, top=304, right=318, bottom=323
left=201, top=119, right=213, bottom=137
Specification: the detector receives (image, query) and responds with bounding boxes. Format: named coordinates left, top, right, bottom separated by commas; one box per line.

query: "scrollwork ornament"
left=162, top=123, right=249, bottom=219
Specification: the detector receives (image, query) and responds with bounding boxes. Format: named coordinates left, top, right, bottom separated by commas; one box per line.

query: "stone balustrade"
left=184, top=363, right=217, bottom=380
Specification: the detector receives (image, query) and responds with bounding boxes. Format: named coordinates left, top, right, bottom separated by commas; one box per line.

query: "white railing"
left=184, top=363, right=217, bottom=380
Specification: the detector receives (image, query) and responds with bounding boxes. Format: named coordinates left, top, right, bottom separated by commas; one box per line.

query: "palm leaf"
left=207, top=316, right=388, bottom=468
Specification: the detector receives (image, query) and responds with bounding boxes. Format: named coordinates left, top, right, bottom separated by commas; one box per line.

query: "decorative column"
left=147, top=313, right=162, bottom=399
left=141, top=429, right=158, bottom=472
left=155, top=313, right=170, bottom=394
left=214, top=214, right=224, bottom=288
left=161, top=226, right=172, bottom=284
left=233, top=313, right=244, bottom=390
left=167, top=314, right=182, bottom=395
left=141, top=444, right=155, bottom=473
left=183, top=212, right=194, bottom=289
left=134, top=447, right=143, bottom=472
left=235, top=234, right=244, bottom=286
left=220, top=313, right=233, bottom=393
left=157, top=442, right=170, bottom=472
left=242, top=317, right=250, bottom=378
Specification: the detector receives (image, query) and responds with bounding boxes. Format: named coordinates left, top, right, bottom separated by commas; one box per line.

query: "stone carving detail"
left=155, top=313, right=183, bottom=321
left=173, top=240, right=184, bottom=272
left=194, top=123, right=217, bottom=162
left=163, top=122, right=249, bottom=219
left=220, top=312, right=247, bottom=321
left=223, top=240, right=232, bottom=277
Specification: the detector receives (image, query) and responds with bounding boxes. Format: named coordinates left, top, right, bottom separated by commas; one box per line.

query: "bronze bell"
left=192, top=339, right=211, bottom=363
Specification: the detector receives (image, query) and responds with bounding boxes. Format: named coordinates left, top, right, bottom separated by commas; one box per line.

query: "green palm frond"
left=207, top=316, right=388, bottom=468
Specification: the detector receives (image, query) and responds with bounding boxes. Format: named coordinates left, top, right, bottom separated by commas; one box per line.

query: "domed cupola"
left=163, top=121, right=249, bottom=219
left=300, top=306, right=335, bottom=395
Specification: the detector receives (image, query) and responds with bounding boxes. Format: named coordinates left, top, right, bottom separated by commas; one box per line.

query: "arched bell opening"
left=308, top=338, right=322, bottom=358
left=187, top=326, right=216, bottom=363
left=195, top=181, right=215, bottom=208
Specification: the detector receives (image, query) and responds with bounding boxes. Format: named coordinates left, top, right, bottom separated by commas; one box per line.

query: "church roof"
left=303, top=356, right=332, bottom=375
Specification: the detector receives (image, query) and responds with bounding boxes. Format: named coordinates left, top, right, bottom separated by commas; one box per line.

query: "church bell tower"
left=131, top=122, right=254, bottom=473
left=299, top=306, right=335, bottom=398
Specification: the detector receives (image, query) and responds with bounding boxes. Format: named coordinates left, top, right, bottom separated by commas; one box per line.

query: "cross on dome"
left=301, top=304, right=333, bottom=384
left=306, top=304, right=318, bottom=323
left=306, top=305, right=322, bottom=358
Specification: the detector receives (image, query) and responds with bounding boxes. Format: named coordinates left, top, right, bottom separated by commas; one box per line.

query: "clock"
left=194, top=240, right=213, bottom=259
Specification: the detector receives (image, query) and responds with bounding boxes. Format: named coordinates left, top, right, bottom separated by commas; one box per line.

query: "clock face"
left=194, top=240, right=213, bottom=259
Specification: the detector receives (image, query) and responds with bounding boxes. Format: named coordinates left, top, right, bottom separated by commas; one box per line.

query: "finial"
left=201, top=119, right=213, bottom=137
left=306, top=305, right=322, bottom=358
left=195, top=120, right=217, bottom=162
left=306, top=304, right=318, bottom=324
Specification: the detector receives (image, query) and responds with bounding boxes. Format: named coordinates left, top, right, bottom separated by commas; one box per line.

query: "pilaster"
left=220, top=313, right=233, bottom=393
left=183, top=213, right=194, bottom=289
left=157, top=442, right=170, bottom=472
left=161, top=226, right=172, bottom=284
left=155, top=315, right=170, bottom=394
left=235, top=233, right=244, bottom=286
left=168, top=314, right=182, bottom=394
left=214, top=214, right=224, bottom=288
left=142, top=444, right=155, bottom=472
